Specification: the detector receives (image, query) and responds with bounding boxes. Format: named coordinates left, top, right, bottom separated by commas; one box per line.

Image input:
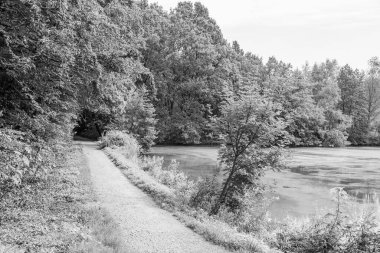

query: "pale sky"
left=153, top=0, right=380, bottom=70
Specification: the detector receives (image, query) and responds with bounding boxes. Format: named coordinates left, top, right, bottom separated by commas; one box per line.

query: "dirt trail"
left=80, top=141, right=230, bottom=253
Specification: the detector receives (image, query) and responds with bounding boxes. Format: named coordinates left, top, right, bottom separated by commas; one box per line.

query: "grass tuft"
left=72, top=206, right=130, bottom=253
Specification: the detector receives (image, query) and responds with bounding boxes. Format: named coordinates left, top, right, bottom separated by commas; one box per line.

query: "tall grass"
left=0, top=244, right=23, bottom=253
left=273, top=188, right=380, bottom=252
left=100, top=131, right=140, bottom=161
left=102, top=131, right=380, bottom=253
left=72, top=207, right=130, bottom=253
left=102, top=132, right=280, bottom=253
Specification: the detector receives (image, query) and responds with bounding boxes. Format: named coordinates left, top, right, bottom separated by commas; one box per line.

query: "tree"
left=364, top=57, right=380, bottom=130
left=141, top=1, right=235, bottom=144
left=337, top=65, right=367, bottom=144
left=113, top=87, right=157, bottom=151
left=70, top=0, right=156, bottom=142
left=210, top=91, right=286, bottom=215
left=307, top=60, right=351, bottom=146
left=264, top=62, right=325, bottom=146
left=338, top=65, right=365, bottom=116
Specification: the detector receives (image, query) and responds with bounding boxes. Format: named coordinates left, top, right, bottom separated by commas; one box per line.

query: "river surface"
left=149, top=146, right=380, bottom=219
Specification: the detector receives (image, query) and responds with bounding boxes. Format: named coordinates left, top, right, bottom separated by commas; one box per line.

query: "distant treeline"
left=1, top=0, right=380, bottom=148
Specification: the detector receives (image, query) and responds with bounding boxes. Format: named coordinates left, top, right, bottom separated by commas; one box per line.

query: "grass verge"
left=104, top=147, right=279, bottom=253
left=0, top=143, right=129, bottom=253
left=102, top=131, right=379, bottom=253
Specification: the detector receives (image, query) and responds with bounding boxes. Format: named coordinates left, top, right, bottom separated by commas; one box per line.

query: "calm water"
left=149, top=146, right=380, bottom=219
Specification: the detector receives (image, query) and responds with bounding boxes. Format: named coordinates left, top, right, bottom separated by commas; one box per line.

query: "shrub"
left=119, top=88, right=157, bottom=151
left=0, top=129, right=54, bottom=202
left=140, top=157, right=196, bottom=206
left=105, top=145, right=280, bottom=253
left=189, top=177, right=220, bottom=212
left=274, top=188, right=380, bottom=252
left=175, top=212, right=277, bottom=253
left=226, top=187, right=277, bottom=235
left=322, top=129, right=347, bottom=147
left=100, top=131, right=140, bottom=160
left=139, top=155, right=164, bottom=172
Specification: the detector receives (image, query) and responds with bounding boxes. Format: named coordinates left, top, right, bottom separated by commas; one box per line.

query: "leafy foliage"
left=105, top=137, right=277, bottom=253
left=3, top=0, right=378, bottom=148
left=2, top=0, right=380, bottom=251
left=112, top=88, right=157, bottom=150
left=0, top=129, right=53, bottom=203
left=322, top=129, right=347, bottom=147
left=100, top=130, right=140, bottom=160
left=0, top=143, right=103, bottom=252
left=275, top=188, right=380, bottom=253
left=211, top=92, right=287, bottom=214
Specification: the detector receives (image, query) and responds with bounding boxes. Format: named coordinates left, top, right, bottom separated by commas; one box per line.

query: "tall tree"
left=308, top=60, right=351, bottom=145
left=364, top=57, right=380, bottom=130
left=263, top=59, right=325, bottom=146
left=338, top=65, right=365, bottom=116
left=141, top=1, right=229, bottom=144
left=337, top=65, right=367, bottom=144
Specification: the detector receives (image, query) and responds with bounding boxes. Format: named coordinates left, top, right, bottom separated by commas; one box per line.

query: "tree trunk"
left=210, top=158, right=237, bottom=215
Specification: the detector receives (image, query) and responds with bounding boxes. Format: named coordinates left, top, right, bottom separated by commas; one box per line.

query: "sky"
left=153, top=0, right=380, bottom=70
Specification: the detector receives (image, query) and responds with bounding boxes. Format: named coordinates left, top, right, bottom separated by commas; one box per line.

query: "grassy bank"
left=102, top=131, right=380, bottom=253
left=104, top=146, right=278, bottom=253
left=0, top=143, right=127, bottom=253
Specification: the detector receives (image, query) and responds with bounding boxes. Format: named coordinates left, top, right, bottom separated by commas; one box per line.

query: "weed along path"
left=80, top=141, right=230, bottom=253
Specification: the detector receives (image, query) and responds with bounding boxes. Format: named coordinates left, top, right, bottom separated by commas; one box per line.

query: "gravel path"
left=81, top=141, right=230, bottom=253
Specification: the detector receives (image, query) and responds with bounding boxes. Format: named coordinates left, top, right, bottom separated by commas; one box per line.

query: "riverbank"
left=81, top=140, right=230, bottom=253
left=105, top=141, right=380, bottom=252
left=150, top=145, right=380, bottom=219
left=103, top=145, right=279, bottom=253
left=102, top=131, right=380, bottom=252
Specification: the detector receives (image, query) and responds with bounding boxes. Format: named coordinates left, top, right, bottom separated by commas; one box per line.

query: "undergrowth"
left=73, top=206, right=129, bottom=253
left=102, top=131, right=278, bottom=253
left=102, top=131, right=380, bottom=253
left=0, top=136, right=128, bottom=253
left=273, top=189, right=380, bottom=252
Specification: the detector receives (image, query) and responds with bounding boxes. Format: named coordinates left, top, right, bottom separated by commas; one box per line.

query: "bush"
left=100, top=131, right=140, bottom=160
left=103, top=130, right=380, bottom=253
left=189, top=177, right=220, bottom=211
left=175, top=211, right=279, bottom=253
left=139, top=155, right=164, bottom=172
left=274, top=188, right=380, bottom=252
left=105, top=145, right=281, bottom=253
left=367, top=128, right=380, bottom=145
left=140, top=157, right=196, bottom=206
left=0, top=129, right=54, bottom=202
left=224, top=187, right=277, bottom=236
left=322, top=129, right=347, bottom=147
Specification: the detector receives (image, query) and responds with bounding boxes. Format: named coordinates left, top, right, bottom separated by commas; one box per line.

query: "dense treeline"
left=1, top=0, right=380, bottom=150
left=140, top=3, right=380, bottom=146
left=2, top=0, right=378, bottom=149
left=0, top=0, right=155, bottom=219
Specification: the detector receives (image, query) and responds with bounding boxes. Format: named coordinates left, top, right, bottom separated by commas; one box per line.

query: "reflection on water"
left=149, top=146, right=380, bottom=219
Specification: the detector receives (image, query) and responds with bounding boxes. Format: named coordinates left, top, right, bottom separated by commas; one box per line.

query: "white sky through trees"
left=154, top=0, right=380, bottom=70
